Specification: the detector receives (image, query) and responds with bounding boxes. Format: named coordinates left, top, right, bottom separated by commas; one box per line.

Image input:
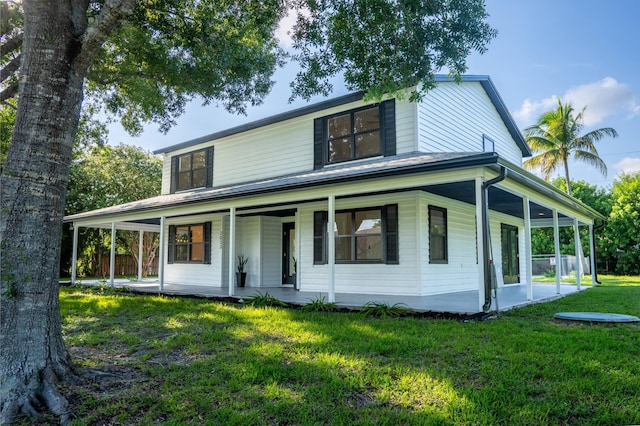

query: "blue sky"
left=108, top=0, right=640, bottom=189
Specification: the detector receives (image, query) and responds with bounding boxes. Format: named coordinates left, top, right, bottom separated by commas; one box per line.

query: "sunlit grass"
left=54, top=275, right=640, bottom=425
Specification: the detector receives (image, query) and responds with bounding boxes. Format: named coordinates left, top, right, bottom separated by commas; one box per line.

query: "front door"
left=282, top=223, right=296, bottom=286
left=501, top=224, right=520, bottom=284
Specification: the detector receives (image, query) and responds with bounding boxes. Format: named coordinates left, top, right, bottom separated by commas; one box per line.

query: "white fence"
left=532, top=254, right=590, bottom=277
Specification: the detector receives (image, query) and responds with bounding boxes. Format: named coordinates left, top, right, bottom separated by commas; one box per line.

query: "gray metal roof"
left=65, top=151, right=497, bottom=222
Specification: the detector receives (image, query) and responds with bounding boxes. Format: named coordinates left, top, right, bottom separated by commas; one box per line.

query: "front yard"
left=27, top=275, right=640, bottom=425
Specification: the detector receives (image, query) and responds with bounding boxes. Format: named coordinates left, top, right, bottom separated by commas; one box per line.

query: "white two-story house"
left=65, top=75, right=603, bottom=313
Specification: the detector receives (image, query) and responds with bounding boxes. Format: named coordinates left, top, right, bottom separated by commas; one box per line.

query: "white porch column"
left=137, top=230, right=144, bottom=281
left=327, top=195, right=336, bottom=303
left=228, top=207, right=236, bottom=297
left=589, top=223, right=596, bottom=286
left=553, top=209, right=561, bottom=294
left=574, top=218, right=581, bottom=290
left=158, top=216, right=165, bottom=291
left=295, top=210, right=301, bottom=290
left=71, top=223, right=79, bottom=285
left=109, top=221, right=116, bottom=287
left=475, top=177, right=485, bottom=311
left=523, top=196, right=533, bottom=300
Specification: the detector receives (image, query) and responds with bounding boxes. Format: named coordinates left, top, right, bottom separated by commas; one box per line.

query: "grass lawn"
left=32, top=275, right=640, bottom=425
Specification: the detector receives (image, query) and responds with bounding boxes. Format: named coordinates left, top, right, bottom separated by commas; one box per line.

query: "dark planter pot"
left=236, top=272, right=247, bottom=288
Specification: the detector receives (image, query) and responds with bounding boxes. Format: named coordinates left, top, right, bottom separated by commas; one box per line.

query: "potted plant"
left=236, top=254, right=248, bottom=287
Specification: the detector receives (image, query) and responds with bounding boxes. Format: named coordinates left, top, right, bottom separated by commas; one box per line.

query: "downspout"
left=592, top=220, right=604, bottom=285
left=481, top=167, right=507, bottom=312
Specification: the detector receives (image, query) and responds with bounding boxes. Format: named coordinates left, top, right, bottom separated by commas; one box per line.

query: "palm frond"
left=522, top=98, right=616, bottom=188
left=573, top=150, right=608, bottom=176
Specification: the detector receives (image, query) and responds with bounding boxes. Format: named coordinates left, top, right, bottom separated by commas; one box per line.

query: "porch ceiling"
left=424, top=181, right=569, bottom=222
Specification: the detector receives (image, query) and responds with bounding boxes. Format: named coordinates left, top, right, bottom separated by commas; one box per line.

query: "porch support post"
left=574, top=217, right=581, bottom=290
left=71, top=223, right=79, bottom=285
left=589, top=223, right=596, bottom=286
left=475, top=177, right=485, bottom=312
left=159, top=216, right=165, bottom=291
left=523, top=196, right=533, bottom=300
left=228, top=207, right=236, bottom=297
left=553, top=209, right=561, bottom=294
left=328, top=195, right=336, bottom=303
left=109, top=221, right=116, bottom=287
left=138, top=230, right=144, bottom=281
left=295, top=210, right=301, bottom=290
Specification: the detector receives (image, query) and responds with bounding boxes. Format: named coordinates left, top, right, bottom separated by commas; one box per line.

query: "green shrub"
left=300, top=296, right=340, bottom=312
left=360, top=301, right=410, bottom=318
left=243, top=291, right=288, bottom=308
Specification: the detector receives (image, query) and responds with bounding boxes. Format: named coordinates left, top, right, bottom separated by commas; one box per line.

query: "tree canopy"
left=523, top=99, right=618, bottom=195
left=62, top=144, right=162, bottom=278
left=0, top=1, right=498, bottom=422
left=607, top=172, right=640, bottom=275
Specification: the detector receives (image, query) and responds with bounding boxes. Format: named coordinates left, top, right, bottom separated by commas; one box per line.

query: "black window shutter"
left=383, top=204, right=399, bottom=264
left=382, top=100, right=396, bottom=157
left=170, top=156, right=179, bottom=194
left=205, top=147, right=214, bottom=188
left=167, top=225, right=176, bottom=264
left=203, top=221, right=212, bottom=264
left=313, top=211, right=328, bottom=264
left=313, top=118, right=324, bottom=169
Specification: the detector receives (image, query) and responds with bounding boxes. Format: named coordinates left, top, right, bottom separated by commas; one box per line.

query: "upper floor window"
left=327, top=106, right=381, bottom=163
left=314, top=99, right=396, bottom=169
left=170, top=147, right=214, bottom=193
left=168, top=222, right=211, bottom=264
left=314, top=204, right=398, bottom=264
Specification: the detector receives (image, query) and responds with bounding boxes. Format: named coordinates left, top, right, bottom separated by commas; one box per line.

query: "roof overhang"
left=65, top=152, right=603, bottom=230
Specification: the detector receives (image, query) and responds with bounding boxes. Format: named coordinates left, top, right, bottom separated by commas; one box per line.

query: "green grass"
left=51, top=276, right=640, bottom=425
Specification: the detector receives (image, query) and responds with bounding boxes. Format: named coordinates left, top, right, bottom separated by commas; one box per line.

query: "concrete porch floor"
left=66, top=278, right=588, bottom=315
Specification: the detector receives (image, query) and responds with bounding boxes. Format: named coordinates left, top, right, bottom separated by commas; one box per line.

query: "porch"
left=65, top=278, right=588, bottom=315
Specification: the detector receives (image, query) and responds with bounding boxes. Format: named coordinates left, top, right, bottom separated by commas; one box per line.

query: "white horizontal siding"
left=261, top=216, right=284, bottom=287
left=488, top=210, right=526, bottom=287
left=299, top=193, right=420, bottom=296
left=160, top=155, right=171, bottom=195
left=419, top=193, right=480, bottom=295
left=417, top=81, right=523, bottom=164
left=160, top=97, right=417, bottom=194
left=235, top=216, right=261, bottom=288
left=395, top=99, right=417, bottom=154
left=163, top=214, right=224, bottom=287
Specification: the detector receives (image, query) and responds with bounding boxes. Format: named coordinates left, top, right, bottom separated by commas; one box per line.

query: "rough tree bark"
left=0, top=1, right=134, bottom=423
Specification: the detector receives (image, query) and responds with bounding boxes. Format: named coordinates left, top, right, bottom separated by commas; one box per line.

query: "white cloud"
left=275, top=11, right=297, bottom=48
left=513, top=77, right=640, bottom=127
left=614, top=157, right=640, bottom=175
left=564, top=77, right=638, bottom=125
left=275, top=8, right=310, bottom=49
left=513, top=96, right=557, bottom=126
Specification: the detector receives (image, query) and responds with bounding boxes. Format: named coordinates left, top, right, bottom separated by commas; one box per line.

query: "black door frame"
left=501, top=223, right=520, bottom=284
left=282, top=222, right=296, bottom=287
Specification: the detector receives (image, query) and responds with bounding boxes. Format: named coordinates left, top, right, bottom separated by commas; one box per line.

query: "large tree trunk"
left=0, top=1, right=133, bottom=423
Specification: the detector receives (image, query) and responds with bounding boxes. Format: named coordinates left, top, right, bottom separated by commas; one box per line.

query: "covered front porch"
left=65, top=278, right=588, bottom=315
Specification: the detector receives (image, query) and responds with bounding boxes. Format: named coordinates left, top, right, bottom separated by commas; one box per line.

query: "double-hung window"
left=428, top=206, right=448, bottom=263
left=170, top=147, right=214, bottom=193
left=168, top=222, right=211, bottom=264
left=327, top=107, right=381, bottom=163
left=313, top=99, right=396, bottom=168
left=314, top=204, right=398, bottom=264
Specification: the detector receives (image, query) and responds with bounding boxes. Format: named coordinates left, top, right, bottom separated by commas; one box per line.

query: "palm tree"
left=523, top=99, right=618, bottom=195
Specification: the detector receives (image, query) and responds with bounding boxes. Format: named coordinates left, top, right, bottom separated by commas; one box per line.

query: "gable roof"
left=154, top=75, right=530, bottom=157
